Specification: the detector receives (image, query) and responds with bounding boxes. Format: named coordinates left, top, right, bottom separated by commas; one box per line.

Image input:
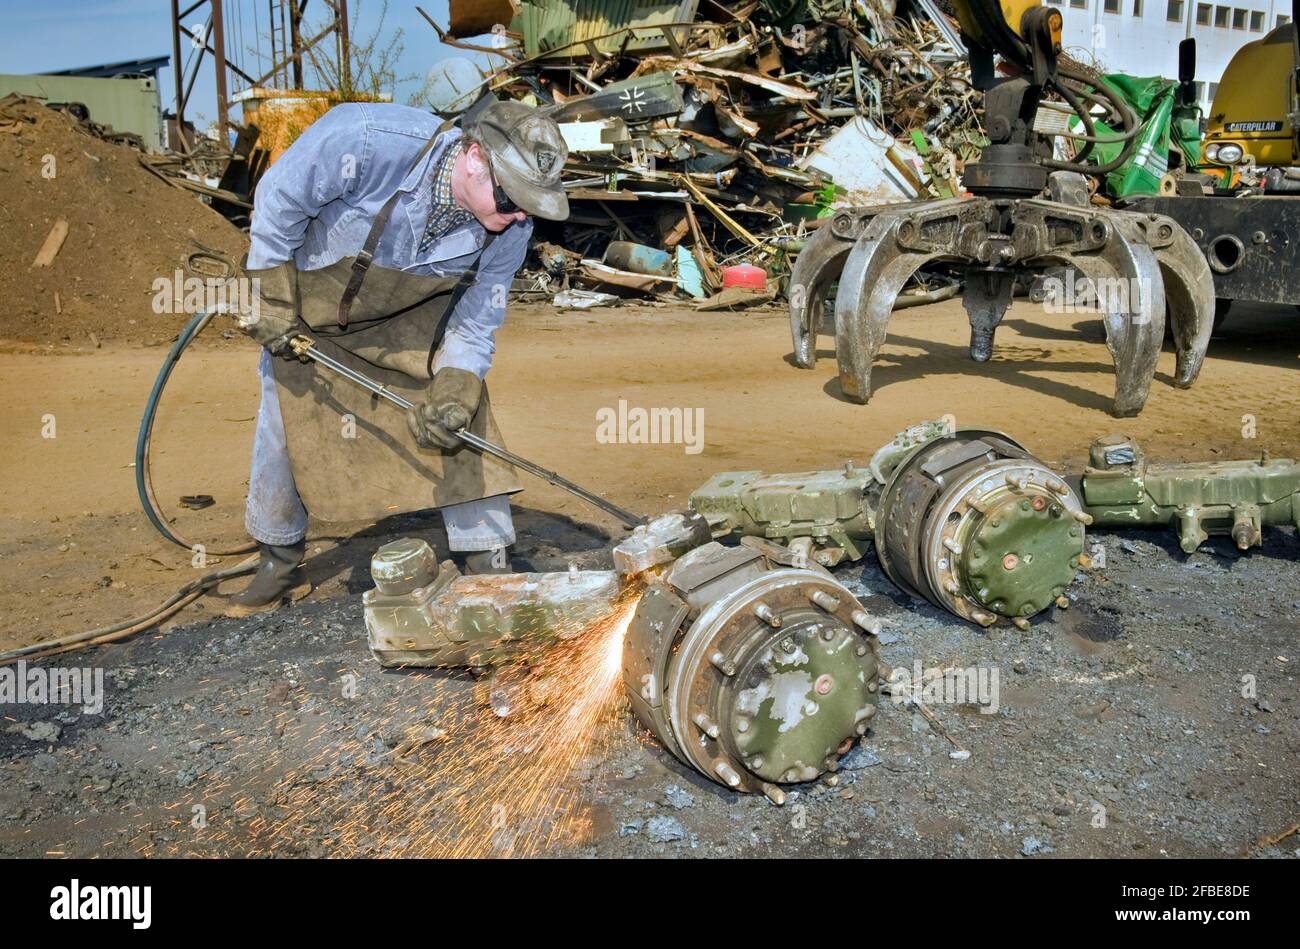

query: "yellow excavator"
left=1201, top=3, right=1299, bottom=178
left=789, top=0, right=1214, bottom=417
left=1132, top=1, right=1300, bottom=323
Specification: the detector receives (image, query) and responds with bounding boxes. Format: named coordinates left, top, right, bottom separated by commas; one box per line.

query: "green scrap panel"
left=1070, top=74, right=1203, bottom=201
left=0, top=74, right=162, bottom=150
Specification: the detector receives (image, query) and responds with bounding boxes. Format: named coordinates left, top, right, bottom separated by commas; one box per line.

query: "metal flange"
left=875, top=430, right=1087, bottom=627
left=623, top=545, right=881, bottom=801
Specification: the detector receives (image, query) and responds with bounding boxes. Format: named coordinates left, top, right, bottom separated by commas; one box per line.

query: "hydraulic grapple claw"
left=1050, top=212, right=1165, bottom=416
left=835, top=215, right=944, bottom=402
left=788, top=203, right=927, bottom=371
left=962, top=270, right=1016, bottom=363
left=789, top=195, right=1214, bottom=416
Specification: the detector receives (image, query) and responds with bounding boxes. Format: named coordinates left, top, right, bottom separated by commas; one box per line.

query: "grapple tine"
left=833, top=212, right=945, bottom=403
left=788, top=223, right=856, bottom=368
left=1091, top=220, right=1166, bottom=417
left=800, top=194, right=1203, bottom=419
left=962, top=270, right=1017, bottom=362
left=1152, top=223, right=1215, bottom=387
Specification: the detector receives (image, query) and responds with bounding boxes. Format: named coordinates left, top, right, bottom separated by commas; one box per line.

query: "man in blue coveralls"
left=226, top=98, right=570, bottom=616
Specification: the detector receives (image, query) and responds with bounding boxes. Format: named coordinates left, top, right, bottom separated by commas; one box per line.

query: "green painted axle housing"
left=689, top=468, right=875, bottom=566
left=872, top=430, right=1088, bottom=627
left=960, top=486, right=1085, bottom=618
left=364, top=538, right=622, bottom=668
left=688, top=428, right=1090, bottom=627
left=1080, top=435, right=1300, bottom=553
left=622, top=543, right=881, bottom=800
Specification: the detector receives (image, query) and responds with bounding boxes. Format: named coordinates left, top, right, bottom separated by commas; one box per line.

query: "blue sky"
left=0, top=0, right=489, bottom=126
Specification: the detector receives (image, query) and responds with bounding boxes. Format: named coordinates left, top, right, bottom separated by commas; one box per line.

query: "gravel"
left=0, top=527, right=1296, bottom=858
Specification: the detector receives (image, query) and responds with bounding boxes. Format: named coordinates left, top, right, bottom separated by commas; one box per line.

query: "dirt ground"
left=1, top=296, right=1297, bottom=857
left=2, top=297, right=1298, bottom=651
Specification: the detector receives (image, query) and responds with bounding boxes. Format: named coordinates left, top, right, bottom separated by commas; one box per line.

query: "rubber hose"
left=1043, top=66, right=1139, bottom=175
left=9, top=311, right=266, bottom=663
left=135, top=308, right=255, bottom=557
left=0, top=555, right=257, bottom=666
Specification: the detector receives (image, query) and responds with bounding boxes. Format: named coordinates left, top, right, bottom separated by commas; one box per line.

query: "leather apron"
left=269, top=124, right=521, bottom=523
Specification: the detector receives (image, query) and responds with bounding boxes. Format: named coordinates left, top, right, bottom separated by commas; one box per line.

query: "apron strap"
left=337, top=118, right=458, bottom=328
left=426, top=230, right=499, bottom=378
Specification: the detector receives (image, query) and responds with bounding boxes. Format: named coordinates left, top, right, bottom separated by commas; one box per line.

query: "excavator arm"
left=954, top=0, right=1052, bottom=76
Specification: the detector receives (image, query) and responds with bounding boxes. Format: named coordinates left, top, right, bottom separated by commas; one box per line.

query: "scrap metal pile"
left=429, top=0, right=981, bottom=307
left=430, top=1, right=1216, bottom=419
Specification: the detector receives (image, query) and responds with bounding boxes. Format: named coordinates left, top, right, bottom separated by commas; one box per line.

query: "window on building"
left=1104, top=0, right=1120, bottom=10
left=1232, top=8, right=1247, bottom=28
left=1208, top=82, right=1220, bottom=101
left=1070, top=0, right=1086, bottom=8
left=1167, top=0, right=1184, bottom=21
left=1133, top=0, right=1144, bottom=13
left=1250, top=10, right=1264, bottom=30
left=1192, top=81, right=1205, bottom=101
left=1279, top=15, right=1292, bottom=27
left=1196, top=2, right=1211, bottom=23
left=1214, top=5, right=1229, bottom=26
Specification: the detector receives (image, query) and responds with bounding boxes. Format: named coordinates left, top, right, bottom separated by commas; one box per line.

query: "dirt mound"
left=0, top=95, right=249, bottom=347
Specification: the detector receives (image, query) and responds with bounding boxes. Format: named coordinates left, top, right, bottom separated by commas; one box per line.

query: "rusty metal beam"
left=212, top=0, right=228, bottom=141
left=660, top=24, right=683, bottom=58
left=337, top=0, right=351, bottom=92
left=176, top=22, right=260, bottom=87
left=289, top=0, right=304, bottom=87
left=415, top=4, right=521, bottom=61
left=248, top=18, right=339, bottom=88
left=169, top=0, right=351, bottom=148
left=171, top=0, right=187, bottom=151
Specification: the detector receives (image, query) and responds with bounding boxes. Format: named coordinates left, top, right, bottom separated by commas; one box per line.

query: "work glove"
left=238, top=262, right=301, bottom=357
left=407, top=367, right=483, bottom=451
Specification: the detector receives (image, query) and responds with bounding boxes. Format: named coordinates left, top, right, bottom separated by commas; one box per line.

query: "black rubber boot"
left=462, top=546, right=513, bottom=575
left=223, top=540, right=311, bottom=617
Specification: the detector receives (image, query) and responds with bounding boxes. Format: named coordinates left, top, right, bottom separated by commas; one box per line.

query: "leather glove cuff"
left=241, top=263, right=300, bottom=353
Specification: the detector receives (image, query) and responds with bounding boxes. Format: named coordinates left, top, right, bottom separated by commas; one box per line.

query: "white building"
left=1056, top=0, right=1293, bottom=107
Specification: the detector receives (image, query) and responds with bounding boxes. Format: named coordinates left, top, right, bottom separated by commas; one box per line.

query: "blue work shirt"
left=246, top=102, right=532, bottom=379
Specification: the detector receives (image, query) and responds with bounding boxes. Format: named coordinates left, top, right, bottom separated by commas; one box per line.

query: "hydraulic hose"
left=136, top=308, right=256, bottom=557
left=0, top=555, right=257, bottom=666
left=1043, top=64, right=1140, bottom=175
left=9, top=309, right=262, bottom=664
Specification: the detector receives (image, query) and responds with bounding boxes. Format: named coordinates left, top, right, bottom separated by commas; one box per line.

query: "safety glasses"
left=487, top=159, right=520, bottom=215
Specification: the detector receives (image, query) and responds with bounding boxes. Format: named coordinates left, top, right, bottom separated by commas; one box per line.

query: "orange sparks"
left=163, top=586, right=649, bottom=859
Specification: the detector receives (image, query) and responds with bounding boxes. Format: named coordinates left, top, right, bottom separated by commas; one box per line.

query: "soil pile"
left=0, top=95, right=249, bottom=347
